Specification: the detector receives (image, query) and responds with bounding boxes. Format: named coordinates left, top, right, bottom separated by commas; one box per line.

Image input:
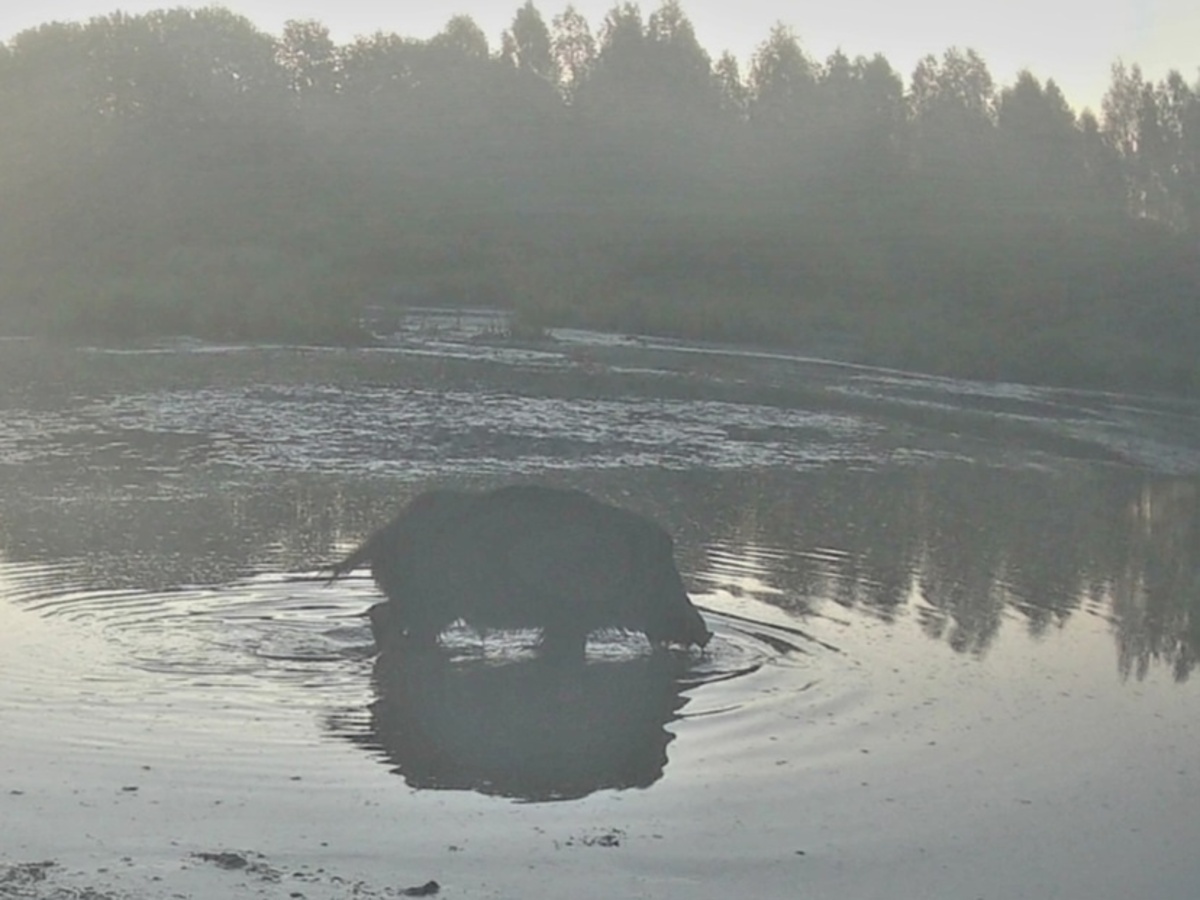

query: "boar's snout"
left=649, top=604, right=711, bottom=649
left=683, top=604, right=713, bottom=648
left=647, top=576, right=712, bottom=649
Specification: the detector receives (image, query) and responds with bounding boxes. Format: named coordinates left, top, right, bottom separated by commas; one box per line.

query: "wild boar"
left=328, top=485, right=711, bottom=656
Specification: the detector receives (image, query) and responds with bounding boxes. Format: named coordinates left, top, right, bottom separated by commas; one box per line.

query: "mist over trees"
left=1, top=3, right=1197, bottom=393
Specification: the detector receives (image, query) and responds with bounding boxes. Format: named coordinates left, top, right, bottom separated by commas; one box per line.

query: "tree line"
left=1, top=2, right=1197, bottom=392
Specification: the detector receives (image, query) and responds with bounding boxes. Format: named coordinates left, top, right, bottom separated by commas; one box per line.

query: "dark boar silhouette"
left=328, top=485, right=711, bottom=656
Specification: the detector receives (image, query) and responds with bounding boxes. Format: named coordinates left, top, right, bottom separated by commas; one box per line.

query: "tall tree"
left=748, top=23, right=816, bottom=131
left=812, top=50, right=905, bottom=165
left=714, top=50, right=747, bottom=117
left=1101, top=62, right=1144, bottom=160
left=338, top=31, right=418, bottom=100
left=430, top=14, right=489, bottom=61
left=1145, top=70, right=1198, bottom=231
left=578, top=2, right=720, bottom=144
left=909, top=47, right=998, bottom=188
left=910, top=46, right=995, bottom=133
left=276, top=19, right=337, bottom=96
left=550, top=5, right=595, bottom=99
left=645, top=0, right=712, bottom=107
left=996, top=70, right=1081, bottom=212
left=502, top=1, right=557, bottom=83
left=1100, top=62, right=1197, bottom=227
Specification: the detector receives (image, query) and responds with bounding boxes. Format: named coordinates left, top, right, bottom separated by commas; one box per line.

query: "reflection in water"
left=0, top=337, right=1198, bottom=690
left=1, top=464, right=1197, bottom=682
left=1112, top=481, right=1200, bottom=681
left=685, top=467, right=1200, bottom=679
left=323, top=610, right=806, bottom=800
left=1, top=343, right=1199, bottom=900
left=334, top=648, right=689, bottom=801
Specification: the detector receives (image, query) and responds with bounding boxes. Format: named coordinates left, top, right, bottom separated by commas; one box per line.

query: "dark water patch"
left=322, top=601, right=821, bottom=802
left=332, top=649, right=688, bottom=801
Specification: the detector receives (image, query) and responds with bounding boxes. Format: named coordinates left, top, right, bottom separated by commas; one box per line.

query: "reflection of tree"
left=685, top=467, right=1200, bottom=680
left=0, top=437, right=1196, bottom=680
left=1109, top=481, right=1200, bottom=681
left=0, top=452, right=422, bottom=592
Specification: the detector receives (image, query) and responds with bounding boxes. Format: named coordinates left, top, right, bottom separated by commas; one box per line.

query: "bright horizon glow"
left=2, top=0, right=1198, bottom=114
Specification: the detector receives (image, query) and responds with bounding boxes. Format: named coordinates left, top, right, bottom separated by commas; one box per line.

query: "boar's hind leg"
left=367, top=599, right=443, bottom=654
left=537, top=623, right=588, bottom=662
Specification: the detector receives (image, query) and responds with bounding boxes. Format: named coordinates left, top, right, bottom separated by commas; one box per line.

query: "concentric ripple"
left=2, top=557, right=824, bottom=695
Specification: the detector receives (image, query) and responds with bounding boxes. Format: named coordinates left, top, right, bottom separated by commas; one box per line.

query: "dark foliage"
left=1, top=5, right=1197, bottom=392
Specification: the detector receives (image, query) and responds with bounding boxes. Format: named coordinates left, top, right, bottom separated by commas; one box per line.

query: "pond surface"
left=1, top=332, right=1198, bottom=899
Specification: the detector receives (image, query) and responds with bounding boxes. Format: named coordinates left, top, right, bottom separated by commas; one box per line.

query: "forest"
left=0, top=2, right=1197, bottom=393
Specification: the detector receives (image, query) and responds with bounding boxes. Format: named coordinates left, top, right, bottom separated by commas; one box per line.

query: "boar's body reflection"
left=330, top=485, right=711, bottom=656
left=361, top=651, right=689, bottom=800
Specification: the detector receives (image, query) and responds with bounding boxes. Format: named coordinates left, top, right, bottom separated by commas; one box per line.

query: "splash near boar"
left=328, top=485, right=711, bottom=657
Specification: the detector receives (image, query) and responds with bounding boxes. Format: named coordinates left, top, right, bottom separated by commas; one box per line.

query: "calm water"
left=1, top=334, right=1198, bottom=899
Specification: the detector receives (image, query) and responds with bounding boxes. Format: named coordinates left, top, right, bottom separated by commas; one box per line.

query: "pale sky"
left=3, top=0, right=1199, bottom=114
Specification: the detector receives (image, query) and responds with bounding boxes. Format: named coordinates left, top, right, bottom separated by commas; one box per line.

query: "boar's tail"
left=325, top=539, right=374, bottom=585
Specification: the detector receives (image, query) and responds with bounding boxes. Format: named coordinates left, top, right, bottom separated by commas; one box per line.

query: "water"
left=1, top=334, right=1198, bottom=899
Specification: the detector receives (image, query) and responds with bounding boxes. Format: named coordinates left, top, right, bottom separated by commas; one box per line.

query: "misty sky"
left=3, top=0, right=1198, bottom=113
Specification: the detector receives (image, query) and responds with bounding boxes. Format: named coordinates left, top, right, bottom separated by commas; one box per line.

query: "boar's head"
left=636, top=531, right=712, bottom=650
